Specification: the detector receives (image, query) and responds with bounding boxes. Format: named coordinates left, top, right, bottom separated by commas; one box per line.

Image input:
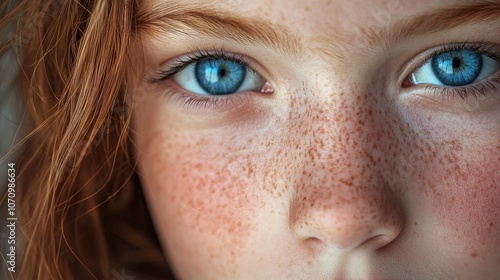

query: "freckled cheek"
left=137, top=127, right=279, bottom=263
left=132, top=93, right=293, bottom=267
left=399, top=105, right=500, bottom=250
left=416, top=145, right=500, bottom=260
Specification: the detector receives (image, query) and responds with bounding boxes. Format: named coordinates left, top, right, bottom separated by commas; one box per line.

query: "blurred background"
left=1, top=3, right=26, bottom=277
left=1, top=3, right=25, bottom=194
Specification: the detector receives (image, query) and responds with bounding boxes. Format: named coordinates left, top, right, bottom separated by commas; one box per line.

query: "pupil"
left=219, top=68, right=226, bottom=78
left=452, top=57, right=461, bottom=69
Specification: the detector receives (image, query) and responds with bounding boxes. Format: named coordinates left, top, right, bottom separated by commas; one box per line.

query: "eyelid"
left=149, top=48, right=256, bottom=84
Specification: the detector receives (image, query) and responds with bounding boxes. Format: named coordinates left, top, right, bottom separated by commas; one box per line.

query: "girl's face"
left=131, top=0, right=500, bottom=278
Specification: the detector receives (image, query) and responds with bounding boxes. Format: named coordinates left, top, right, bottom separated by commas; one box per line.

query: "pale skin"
left=131, top=0, right=500, bottom=279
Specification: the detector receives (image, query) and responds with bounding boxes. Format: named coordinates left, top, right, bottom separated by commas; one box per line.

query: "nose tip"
left=292, top=196, right=404, bottom=252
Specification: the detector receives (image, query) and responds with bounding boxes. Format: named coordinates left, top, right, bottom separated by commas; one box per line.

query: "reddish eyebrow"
left=135, top=1, right=500, bottom=57
left=364, top=2, right=500, bottom=48
left=134, top=2, right=303, bottom=59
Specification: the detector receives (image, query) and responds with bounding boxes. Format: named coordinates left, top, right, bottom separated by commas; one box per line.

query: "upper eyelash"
left=149, top=49, right=250, bottom=84
left=410, top=41, right=500, bottom=75
left=149, top=43, right=500, bottom=102
left=151, top=43, right=500, bottom=85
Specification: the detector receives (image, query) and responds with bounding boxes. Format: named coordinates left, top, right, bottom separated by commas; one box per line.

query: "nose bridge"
left=289, top=82, right=404, bottom=251
left=304, top=84, right=390, bottom=189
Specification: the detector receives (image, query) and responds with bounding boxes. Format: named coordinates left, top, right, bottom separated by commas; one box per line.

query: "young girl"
left=1, top=0, right=499, bottom=279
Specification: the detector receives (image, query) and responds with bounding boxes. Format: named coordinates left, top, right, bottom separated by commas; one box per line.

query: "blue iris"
left=195, top=59, right=246, bottom=95
left=431, top=50, right=482, bottom=86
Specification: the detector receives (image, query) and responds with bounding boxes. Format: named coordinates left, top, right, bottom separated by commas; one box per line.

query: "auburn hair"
left=0, top=0, right=173, bottom=279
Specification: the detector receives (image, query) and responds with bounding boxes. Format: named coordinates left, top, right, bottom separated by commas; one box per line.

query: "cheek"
left=133, top=99, right=289, bottom=276
left=408, top=113, right=500, bottom=265
left=140, top=133, right=259, bottom=268
left=432, top=145, right=500, bottom=263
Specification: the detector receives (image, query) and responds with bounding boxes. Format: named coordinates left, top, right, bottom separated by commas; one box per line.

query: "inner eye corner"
left=260, top=81, right=275, bottom=94
left=401, top=76, right=414, bottom=88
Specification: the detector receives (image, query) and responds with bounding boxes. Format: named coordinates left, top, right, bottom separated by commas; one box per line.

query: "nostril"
left=358, top=234, right=397, bottom=251
left=304, top=236, right=328, bottom=252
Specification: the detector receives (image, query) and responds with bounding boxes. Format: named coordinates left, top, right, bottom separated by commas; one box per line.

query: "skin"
left=131, top=0, right=500, bottom=279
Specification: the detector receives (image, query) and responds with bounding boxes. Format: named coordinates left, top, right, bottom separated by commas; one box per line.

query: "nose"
left=288, top=90, right=404, bottom=252
left=291, top=186, right=404, bottom=251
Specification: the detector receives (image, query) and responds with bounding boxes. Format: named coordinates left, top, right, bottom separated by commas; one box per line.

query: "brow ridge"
left=363, top=2, right=500, bottom=48
left=136, top=1, right=500, bottom=59
left=136, top=2, right=303, bottom=59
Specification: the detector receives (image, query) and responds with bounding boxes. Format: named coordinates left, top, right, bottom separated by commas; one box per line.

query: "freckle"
left=471, top=252, right=477, bottom=258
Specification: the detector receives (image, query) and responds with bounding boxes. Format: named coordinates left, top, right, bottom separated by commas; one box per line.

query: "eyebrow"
left=366, top=2, right=500, bottom=48
left=135, top=2, right=303, bottom=59
left=135, top=2, right=500, bottom=58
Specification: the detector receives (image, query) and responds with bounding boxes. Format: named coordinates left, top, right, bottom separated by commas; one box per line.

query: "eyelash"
left=406, top=42, right=500, bottom=100
left=150, top=49, right=259, bottom=110
left=149, top=43, right=500, bottom=110
left=150, top=49, right=252, bottom=83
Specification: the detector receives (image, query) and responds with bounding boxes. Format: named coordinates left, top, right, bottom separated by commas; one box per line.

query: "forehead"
left=142, top=0, right=476, bottom=29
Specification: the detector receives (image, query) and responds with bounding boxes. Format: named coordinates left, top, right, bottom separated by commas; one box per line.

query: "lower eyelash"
left=162, top=86, right=250, bottom=112
left=425, top=76, right=500, bottom=100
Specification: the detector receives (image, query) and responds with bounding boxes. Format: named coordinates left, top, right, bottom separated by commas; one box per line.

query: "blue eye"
left=411, top=49, right=500, bottom=87
left=174, top=58, right=266, bottom=96
left=432, top=50, right=481, bottom=86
